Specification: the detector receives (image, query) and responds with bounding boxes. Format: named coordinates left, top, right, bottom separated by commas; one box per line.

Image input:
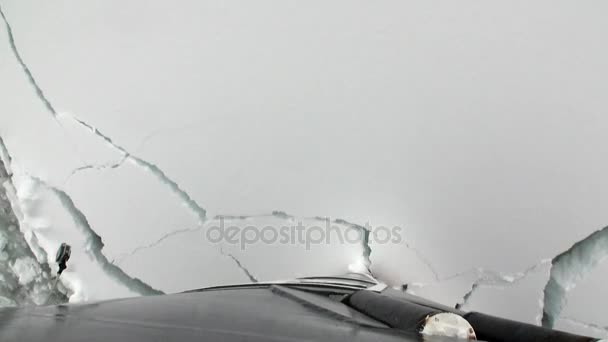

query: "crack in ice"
left=0, top=3, right=57, bottom=117
left=403, top=240, right=440, bottom=282
left=446, top=225, right=608, bottom=328
left=114, top=226, right=203, bottom=266
left=454, top=260, right=551, bottom=310
left=63, top=115, right=207, bottom=225
left=541, top=225, right=608, bottom=328
left=63, top=156, right=128, bottom=186
left=215, top=211, right=443, bottom=280
left=26, top=176, right=164, bottom=296
left=119, top=210, right=379, bottom=280
left=217, top=211, right=375, bottom=274
left=219, top=247, right=258, bottom=283
left=115, top=224, right=261, bottom=284
left=332, top=218, right=372, bottom=273
left=0, top=136, right=67, bottom=306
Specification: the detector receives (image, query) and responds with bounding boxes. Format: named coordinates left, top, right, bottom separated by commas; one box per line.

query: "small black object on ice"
left=55, top=243, right=71, bottom=275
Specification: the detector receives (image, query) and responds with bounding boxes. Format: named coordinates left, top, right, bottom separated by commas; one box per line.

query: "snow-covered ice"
left=1, top=0, right=608, bottom=338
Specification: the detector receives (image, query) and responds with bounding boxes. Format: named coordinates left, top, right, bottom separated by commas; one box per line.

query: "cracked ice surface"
left=456, top=261, right=552, bottom=325
left=3, top=146, right=160, bottom=301
left=542, top=226, right=608, bottom=328
left=2, top=0, right=608, bottom=338
left=555, top=253, right=608, bottom=336
left=0, top=138, right=67, bottom=306
left=116, top=213, right=371, bottom=293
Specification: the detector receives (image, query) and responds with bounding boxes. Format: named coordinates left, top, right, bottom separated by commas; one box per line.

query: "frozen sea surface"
left=1, top=1, right=608, bottom=338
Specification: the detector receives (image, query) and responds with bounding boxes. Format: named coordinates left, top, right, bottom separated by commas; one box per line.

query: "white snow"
left=10, top=256, right=39, bottom=285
